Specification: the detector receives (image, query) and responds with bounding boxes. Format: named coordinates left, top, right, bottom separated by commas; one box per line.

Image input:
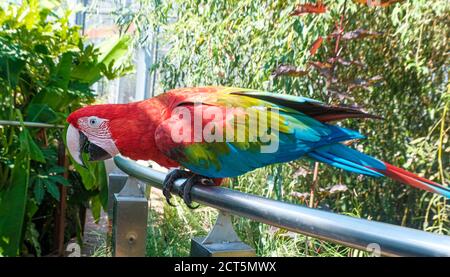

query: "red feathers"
left=372, top=162, right=446, bottom=194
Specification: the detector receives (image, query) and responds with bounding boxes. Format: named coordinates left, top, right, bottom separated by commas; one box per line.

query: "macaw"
left=66, top=86, right=449, bottom=208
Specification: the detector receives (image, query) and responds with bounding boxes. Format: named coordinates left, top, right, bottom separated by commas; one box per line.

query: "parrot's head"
left=66, top=104, right=123, bottom=166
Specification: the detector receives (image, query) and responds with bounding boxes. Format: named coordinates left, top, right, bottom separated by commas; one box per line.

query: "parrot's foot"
left=162, top=169, right=193, bottom=207
left=179, top=175, right=215, bottom=209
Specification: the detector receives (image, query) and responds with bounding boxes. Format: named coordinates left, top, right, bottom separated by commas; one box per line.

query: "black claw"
left=181, top=180, right=199, bottom=209
left=162, top=188, right=177, bottom=207
left=162, top=169, right=192, bottom=207
left=179, top=175, right=215, bottom=209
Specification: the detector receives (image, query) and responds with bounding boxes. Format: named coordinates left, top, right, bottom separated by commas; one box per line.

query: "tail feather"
left=231, top=91, right=382, bottom=122
left=307, top=151, right=383, bottom=177
left=308, top=143, right=449, bottom=198
left=372, top=163, right=450, bottom=198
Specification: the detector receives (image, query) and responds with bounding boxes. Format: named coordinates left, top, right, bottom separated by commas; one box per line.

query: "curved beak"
left=67, top=124, right=84, bottom=166
left=66, top=124, right=112, bottom=167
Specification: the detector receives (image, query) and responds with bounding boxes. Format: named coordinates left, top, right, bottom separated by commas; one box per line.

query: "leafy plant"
left=0, top=0, right=132, bottom=256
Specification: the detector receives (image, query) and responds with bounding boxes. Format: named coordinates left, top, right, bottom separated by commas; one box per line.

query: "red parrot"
left=66, top=87, right=449, bottom=208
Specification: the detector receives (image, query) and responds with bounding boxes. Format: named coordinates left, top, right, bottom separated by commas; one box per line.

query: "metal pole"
left=0, top=120, right=64, bottom=128
left=114, top=155, right=450, bottom=257
left=107, top=172, right=128, bottom=249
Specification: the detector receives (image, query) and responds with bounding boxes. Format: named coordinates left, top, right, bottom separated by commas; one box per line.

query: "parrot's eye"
left=87, top=116, right=101, bottom=128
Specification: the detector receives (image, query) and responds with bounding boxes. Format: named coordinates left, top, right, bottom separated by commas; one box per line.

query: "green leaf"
left=24, top=223, right=41, bottom=257
left=48, top=175, right=70, bottom=186
left=97, top=162, right=109, bottom=210
left=25, top=104, right=58, bottom=123
left=44, top=180, right=60, bottom=201
left=26, top=198, right=39, bottom=219
left=0, top=152, right=30, bottom=256
left=69, top=152, right=107, bottom=193
left=34, top=44, right=49, bottom=55
left=29, top=87, right=74, bottom=112
left=23, top=0, right=39, bottom=30
left=33, top=179, right=45, bottom=204
left=48, top=166, right=65, bottom=174
left=90, top=195, right=102, bottom=223
left=28, top=139, right=45, bottom=163
left=98, top=35, right=132, bottom=70
left=71, top=35, right=133, bottom=85
left=19, top=129, right=45, bottom=163
left=3, top=58, right=26, bottom=89
left=52, top=52, right=73, bottom=89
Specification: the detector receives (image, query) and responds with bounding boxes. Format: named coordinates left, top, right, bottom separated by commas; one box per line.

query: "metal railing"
left=113, top=155, right=450, bottom=257
left=0, top=120, right=65, bottom=128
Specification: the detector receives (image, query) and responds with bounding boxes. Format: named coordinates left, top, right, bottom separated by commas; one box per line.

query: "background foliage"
left=117, top=0, right=449, bottom=256
left=0, top=0, right=131, bottom=256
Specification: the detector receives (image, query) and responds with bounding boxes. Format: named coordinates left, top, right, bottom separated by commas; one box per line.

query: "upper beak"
left=67, top=124, right=84, bottom=166
left=66, top=124, right=112, bottom=167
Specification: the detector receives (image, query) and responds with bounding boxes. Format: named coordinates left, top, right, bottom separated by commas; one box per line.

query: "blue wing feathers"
left=307, top=143, right=386, bottom=177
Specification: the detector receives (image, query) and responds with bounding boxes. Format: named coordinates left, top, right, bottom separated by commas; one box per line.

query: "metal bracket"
left=190, top=210, right=255, bottom=257
left=112, top=177, right=148, bottom=257
left=118, top=176, right=146, bottom=197
left=202, top=211, right=241, bottom=244
left=107, top=172, right=128, bottom=218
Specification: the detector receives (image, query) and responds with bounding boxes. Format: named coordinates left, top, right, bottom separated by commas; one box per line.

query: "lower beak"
left=66, top=124, right=112, bottom=167
left=86, top=138, right=112, bottom=162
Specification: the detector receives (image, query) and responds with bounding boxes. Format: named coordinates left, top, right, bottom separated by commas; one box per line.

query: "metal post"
left=107, top=172, right=128, bottom=218
left=112, top=177, right=148, bottom=257
left=107, top=172, right=128, bottom=248
left=190, top=211, right=255, bottom=257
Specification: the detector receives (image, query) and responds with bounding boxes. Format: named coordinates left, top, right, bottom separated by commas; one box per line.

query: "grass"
left=144, top=202, right=376, bottom=257
left=89, top=231, right=112, bottom=257
left=146, top=199, right=214, bottom=257
left=143, top=173, right=376, bottom=257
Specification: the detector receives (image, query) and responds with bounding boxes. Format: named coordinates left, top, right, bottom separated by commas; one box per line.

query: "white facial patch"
left=78, top=117, right=120, bottom=158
